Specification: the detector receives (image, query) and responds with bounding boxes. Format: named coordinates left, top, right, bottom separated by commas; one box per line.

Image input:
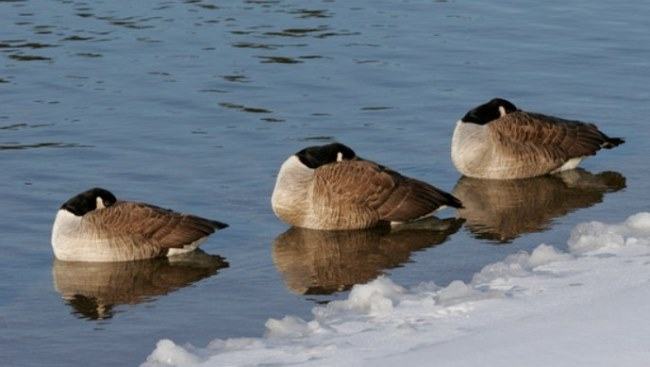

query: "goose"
left=51, top=188, right=228, bottom=262
left=271, top=142, right=462, bottom=230
left=451, top=98, right=625, bottom=179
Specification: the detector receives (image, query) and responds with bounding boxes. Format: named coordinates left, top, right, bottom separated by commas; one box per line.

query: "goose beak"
left=213, top=221, right=229, bottom=230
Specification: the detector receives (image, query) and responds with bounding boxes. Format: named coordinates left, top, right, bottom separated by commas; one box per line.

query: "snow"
left=143, top=213, right=650, bottom=367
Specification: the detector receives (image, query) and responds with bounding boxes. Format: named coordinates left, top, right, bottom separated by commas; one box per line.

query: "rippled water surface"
left=1, top=1, right=649, bottom=366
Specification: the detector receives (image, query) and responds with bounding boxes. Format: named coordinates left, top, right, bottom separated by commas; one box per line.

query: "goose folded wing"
left=315, top=160, right=461, bottom=223
left=83, top=202, right=219, bottom=248
left=489, top=111, right=610, bottom=168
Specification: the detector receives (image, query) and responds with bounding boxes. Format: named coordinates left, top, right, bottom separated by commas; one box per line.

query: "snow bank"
left=143, top=213, right=650, bottom=367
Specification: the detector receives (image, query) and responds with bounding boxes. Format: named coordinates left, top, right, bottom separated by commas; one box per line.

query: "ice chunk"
left=265, top=316, right=314, bottom=338
left=528, top=243, right=571, bottom=267
left=568, top=221, right=625, bottom=253
left=626, top=212, right=650, bottom=232
left=143, top=340, right=200, bottom=367
left=436, top=280, right=472, bottom=303
left=319, top=276, right=405, bottom=317
left=471, top=252, right=530, bottom=285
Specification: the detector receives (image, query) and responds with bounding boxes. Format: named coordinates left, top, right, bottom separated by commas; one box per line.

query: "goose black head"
left=462, top=98, right=518, bottom=125
left=295, top=143, right=356, bottom=169
left=61, top=187, right=117, bottom=216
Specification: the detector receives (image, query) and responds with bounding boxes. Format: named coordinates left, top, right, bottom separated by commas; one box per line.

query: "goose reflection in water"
left=272, top=218, right=463, bottom=295
left=52, top=250, right=228, bottom=320
left=452, top=169, right=626, bottom=243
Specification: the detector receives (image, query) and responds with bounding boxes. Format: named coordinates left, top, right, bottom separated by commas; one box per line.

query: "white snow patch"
left=143, top=213, right=650, bottom=367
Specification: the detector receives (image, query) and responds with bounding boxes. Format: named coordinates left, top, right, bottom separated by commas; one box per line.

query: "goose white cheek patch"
left=498, top=105, right=507, bottom=117
left=96, top=197, right=105, bottom=209
left=337, top=152, right=343, bottom=162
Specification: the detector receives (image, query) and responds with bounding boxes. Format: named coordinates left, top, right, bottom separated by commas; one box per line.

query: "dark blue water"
left=1, top=1, right=648, bottom=366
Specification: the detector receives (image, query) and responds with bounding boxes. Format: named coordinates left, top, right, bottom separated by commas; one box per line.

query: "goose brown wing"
left=314, top=160, right=461, bottom=223
left=83, top=201, right=224, bottom=249
left=489, top=111, right=615, bottom=169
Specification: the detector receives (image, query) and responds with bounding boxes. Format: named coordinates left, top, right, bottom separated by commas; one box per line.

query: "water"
left=1, top=0, right=648, bottom=365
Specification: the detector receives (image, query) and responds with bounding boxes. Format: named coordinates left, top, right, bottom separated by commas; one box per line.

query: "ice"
left=626, top=212, right=650, bottom=232
left=568, top=221, right=625, bottom=253
left=435, top=280, right=472, bottom=303
left=265, top=316, right=314, bottom=338
left=317, top=276, right=405, bottom=317
left=143, top=213, right=650, bottom=367
left=148, top=340, right=200, bottom=366
left=527, top=243, right=571, bottom=267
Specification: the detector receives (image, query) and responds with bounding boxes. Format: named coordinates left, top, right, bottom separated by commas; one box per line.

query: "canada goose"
left=51, top=188, right=228, bottom=262
left=451, top=98, right=625, bottom=179
left=271, top=143, right=462, bottom=230
left=53, top=250, right=227, bottom=319
left=452, top=169, right=625, bottom=242
left=272, top=217, right=463, bottom=295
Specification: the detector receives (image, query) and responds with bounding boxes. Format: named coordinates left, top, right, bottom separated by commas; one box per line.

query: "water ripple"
left=264, top=27, right=329, bottom=37
left=290, top=9, right=332, bottom=19
left=0, top=41, right=57, bottom=49
left=0, top=122, right=52, bottom=130
left=7, top=54, right=52, bottom=61
left=219, top=102, right=271, bottom=114
left=231, top=42, right=279, bottom=50
left=221, top=75, right=249, bottom=83
left=61, top=35, right=94, bottom=41
left=76, top=52, right=102, bottom=58
left=261, top=117, right=284, bottom=123
left=0, top=142, right=92, bottom=150
left=257, top=56, right=302, bottom=64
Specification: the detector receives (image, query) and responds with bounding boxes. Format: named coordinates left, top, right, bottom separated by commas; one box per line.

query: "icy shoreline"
left=143, top=213, right=650, bottom=367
